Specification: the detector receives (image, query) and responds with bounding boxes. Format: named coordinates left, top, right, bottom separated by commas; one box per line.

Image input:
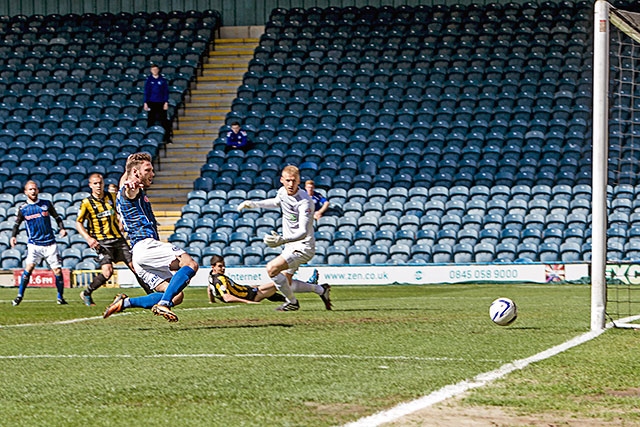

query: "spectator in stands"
left=11, top=181, right=67, bottom=306
left=208, top=255, right=328, bottom=306
left=237, top=165, right=332, bottom=311
left=103, top=152, right=198, bottom=322
left=305, top=180, right=330, bottom=220
left=143, top=64, right=172, bottom=143
left=76, top=173, right=152, bottom=307
left=225, top=121, right=251, bottom=152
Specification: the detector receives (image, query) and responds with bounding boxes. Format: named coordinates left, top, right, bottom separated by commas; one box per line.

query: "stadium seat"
left=560, top=242, right=582, bottom=262
left=539, top=243, right=560, bottom=262
left=62, top=248, right=82, bottom=268
left=243, top=246, right=264, bottom=266
left=369, top=245, right=390, bottom=264
left=1, top=248, right=22, bottom=269
left=474, top=243, right=495, bottom=263
left=453, top=243, right=474, bottom=263
left=223, top=246, right=243, bottom=266
left=347, top=245, right=369, bottom=264
left=495, top=243, right=517, bottom=262
left=432, top=243, right=452, bottom=264
left=326, top=245, right=347, bottom=265
left=410, top=244, right=431, bottom=263
left=389, top=243, right=411, bottom=264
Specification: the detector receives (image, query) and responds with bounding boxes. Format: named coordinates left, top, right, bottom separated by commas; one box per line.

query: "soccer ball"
left=489, top=297, right=517, bottom=326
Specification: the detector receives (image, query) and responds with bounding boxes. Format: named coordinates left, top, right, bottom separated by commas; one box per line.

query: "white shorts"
left=26, top=243, right=62, bottom=270
left=131, top=238, right=185, bottom=290
left=281, top=243, right=314, bottom=275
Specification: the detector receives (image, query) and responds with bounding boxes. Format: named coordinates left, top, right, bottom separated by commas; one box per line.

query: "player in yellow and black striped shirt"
left=76, top=173, right=151, bottom=306
left=208, top=255, right=331, bottom=310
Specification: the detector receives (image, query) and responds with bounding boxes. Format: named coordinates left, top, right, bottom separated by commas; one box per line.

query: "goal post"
left=593, top=1, right=640, bottom=330
left=592, top=0, right=609, bottom=331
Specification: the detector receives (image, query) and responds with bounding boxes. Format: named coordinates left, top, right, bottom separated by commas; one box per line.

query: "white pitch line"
left=0, top=305, right=237, bottom=329
left=342, top=319, right=633, bottom=427
left=0, top=352, right=503, bottom=363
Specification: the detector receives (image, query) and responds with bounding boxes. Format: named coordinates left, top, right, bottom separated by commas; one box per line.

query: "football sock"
left=127, top=292, right=163, bottom=309
left=290, top=279, right=320, bottom=294
left=55, top=274, right=64, bottom=299
left=86, top=273, right=108, bottom=295
left=272, top=273, right=296, bottom=303
left=159, top=266, right=196, bottom=306
left=17, top=270, right=30, bottom=297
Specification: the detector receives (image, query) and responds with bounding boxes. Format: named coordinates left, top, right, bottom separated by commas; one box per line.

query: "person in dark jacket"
left=143, top=64, right=172, bottom=142
left=225, top=122, right=251, bottom=152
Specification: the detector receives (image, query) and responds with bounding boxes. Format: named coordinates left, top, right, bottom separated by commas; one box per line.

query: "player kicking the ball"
left=102, top=152, right=198, bottom=322
left=238, top=165, right=331, bottom=311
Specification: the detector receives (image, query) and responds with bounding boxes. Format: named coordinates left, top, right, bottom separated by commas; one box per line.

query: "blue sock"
left=127, top=292, right=164, bottom=309
left=159, top=266, right=195, bottom=306
left=18, top=271, right=30, bottom=297
left=55, top=274, right=64, bottom=299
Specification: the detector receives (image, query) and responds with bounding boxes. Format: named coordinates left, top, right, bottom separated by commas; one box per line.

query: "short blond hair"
left=282, top=165, right=300, bottom=177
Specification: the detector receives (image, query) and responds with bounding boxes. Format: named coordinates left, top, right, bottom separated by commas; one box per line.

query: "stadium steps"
left=147, top=32, right=260, bottom=240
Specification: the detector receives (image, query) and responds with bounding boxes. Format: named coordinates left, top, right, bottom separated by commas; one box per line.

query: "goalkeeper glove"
left=237, top=200, right=256, bottom=211
left=264, top=230, right=286, bottom=248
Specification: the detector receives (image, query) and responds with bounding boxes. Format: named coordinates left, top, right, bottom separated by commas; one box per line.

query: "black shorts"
left=96, top=238, right=133, bottom=267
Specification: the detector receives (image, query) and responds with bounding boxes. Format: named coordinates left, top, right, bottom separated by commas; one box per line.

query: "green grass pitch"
left=1, top=284, right=640, bottom=426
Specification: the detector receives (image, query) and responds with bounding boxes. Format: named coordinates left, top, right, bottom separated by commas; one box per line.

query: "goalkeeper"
left=238, top=165, right=331, bottom=311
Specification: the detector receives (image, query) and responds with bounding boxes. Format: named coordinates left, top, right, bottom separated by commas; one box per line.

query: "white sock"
left=272, top=273, right=297, bottom=303
left=291, top=279, right=322, bottom=294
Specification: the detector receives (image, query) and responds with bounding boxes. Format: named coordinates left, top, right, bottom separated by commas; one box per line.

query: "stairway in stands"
left=147, top=29, right=260, bottom=240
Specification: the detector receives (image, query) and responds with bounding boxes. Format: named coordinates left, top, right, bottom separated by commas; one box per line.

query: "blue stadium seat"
left=432, top=243, right=452, bottom=264
left=1, top=248, right=22, bottom=269
left=369, top=244, right=390, bottom=264
left=347, top=245, right=369, bottom=264
left=495, top=243, right=517, bottom=262
left=474, top=243, right=495, bottom=263
left=539, top=242, right=560, bottom=262
left=561, top=242, right=582, bottom=262
left=223, top=246, right=243, bottom=266
left=243, top=246, right=264, bottom=266
left=326, top=245, right=347, bottom=265
left=453, top=243, right=474, bottom=263
left=389, top=243, right=411, bottom=264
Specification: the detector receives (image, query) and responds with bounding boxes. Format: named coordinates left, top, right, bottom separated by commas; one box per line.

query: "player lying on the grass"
left=237, top=165, right=331, bottom=311
left=102, top=152, right=198, bottom=322
left=208, top=255, right=331, bottom=309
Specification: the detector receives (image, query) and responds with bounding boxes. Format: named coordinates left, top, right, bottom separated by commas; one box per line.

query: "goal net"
left=593, top=1, right=640, bottom=329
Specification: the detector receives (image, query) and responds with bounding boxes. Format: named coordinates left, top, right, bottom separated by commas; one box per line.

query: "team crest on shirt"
left=288, top=213, right=297, bottom=221
left=144, top=196, right=150, bottom=202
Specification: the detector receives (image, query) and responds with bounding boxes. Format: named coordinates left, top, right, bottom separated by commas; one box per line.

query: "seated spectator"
left=225, top=122, right=251, bottom=152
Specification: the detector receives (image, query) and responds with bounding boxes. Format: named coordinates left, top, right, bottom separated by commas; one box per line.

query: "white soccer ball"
left=489, top=297, right=517, bottom=326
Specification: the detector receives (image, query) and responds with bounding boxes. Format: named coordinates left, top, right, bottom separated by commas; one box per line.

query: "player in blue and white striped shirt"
left=103, top=152, right=198, bottom=322
left=11, top=180, right=67, bottom=306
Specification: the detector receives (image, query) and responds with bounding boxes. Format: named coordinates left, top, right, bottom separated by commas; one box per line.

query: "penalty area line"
left=342, top=323, right=619, bottom=427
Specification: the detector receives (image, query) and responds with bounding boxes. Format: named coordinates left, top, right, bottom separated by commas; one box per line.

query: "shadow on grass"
left=137, top=322, right=295, bottom=331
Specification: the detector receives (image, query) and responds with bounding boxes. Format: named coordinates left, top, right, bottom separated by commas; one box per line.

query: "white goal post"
left=593, top=1, right=640, bottom=330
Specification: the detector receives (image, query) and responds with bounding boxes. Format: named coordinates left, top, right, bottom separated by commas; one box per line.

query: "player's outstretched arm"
left=237, top=200, right=256, bottom=211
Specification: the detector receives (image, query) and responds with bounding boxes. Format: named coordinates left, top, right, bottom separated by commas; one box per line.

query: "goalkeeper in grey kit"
left=238, top=165, right=331, bottom=311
